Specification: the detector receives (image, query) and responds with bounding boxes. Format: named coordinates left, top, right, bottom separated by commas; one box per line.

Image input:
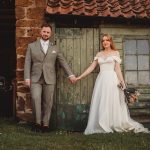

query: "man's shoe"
left=31, top=124, right=42, bottom=133
left=42, top=126, right=49, bottom=133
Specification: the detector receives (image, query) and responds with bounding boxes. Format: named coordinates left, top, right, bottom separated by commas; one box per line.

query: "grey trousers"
left=30, top=76, right=55, bottom=126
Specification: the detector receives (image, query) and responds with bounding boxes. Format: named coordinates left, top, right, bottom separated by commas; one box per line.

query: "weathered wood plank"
left=101, top=28, right=150, bottom=36
left=66, top=29, right=74, bottom=104
left=58, top=29, right=67, bottom=104
left=138, top=88, right=150, bottom=94
left=56, top=28, right=62, bottom=105
left=129, top=101, right=150, bottom=109
left=55, top=29, right=61, bottom=105
left=115, top=42, right=122, bottom=50
left=113, top=37, right=122, bottom=43
left=86, top=28, right=94, bottom=104
left=80, top=28, right=88, bottom=104
left=73, top=28, right=81, bottom=104
left=130, top=109, right=150, bottom=115
left=139, top=94, right=150, bottom=101
left=93, top=28, right=99, bottom=56
left=93, top=28, right=99, bottom=89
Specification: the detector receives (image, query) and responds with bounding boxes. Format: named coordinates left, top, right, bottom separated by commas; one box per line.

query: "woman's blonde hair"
left=101, top=34, right=117, bottom=51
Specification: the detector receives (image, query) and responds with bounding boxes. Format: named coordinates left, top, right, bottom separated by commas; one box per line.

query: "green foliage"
left=0, top=118, right=149, bottom=150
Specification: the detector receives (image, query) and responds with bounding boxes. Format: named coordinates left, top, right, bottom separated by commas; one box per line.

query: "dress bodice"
left=94, top=55, right=121, bottom=72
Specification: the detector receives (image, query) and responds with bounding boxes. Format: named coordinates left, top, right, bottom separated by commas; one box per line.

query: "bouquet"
left=118, top=83, right=140, bottom=104
left=124, top=88, right=140, bottom=104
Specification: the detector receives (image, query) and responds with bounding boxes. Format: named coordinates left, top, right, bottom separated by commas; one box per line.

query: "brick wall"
left=15, top=0, right=47, bottom=121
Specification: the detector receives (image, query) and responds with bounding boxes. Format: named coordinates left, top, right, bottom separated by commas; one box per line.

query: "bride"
left=76, top=34, right=149, bottom=134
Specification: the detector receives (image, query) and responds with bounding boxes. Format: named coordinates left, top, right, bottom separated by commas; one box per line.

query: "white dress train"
left=84, top=54, right=149, bottom=134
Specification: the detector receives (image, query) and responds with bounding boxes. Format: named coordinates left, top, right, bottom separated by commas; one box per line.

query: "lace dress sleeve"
left=94, top=56, right=98, bottom=61
left=112, top=51, right=122, bottom=64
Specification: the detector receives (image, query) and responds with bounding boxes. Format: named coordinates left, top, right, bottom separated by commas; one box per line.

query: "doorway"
left=0, top=0, right=16, bottom=117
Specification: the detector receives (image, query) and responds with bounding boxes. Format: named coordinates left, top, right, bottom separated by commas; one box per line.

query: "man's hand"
left=69, top=76, right=77, bottom=84
left=24, top=79, right=31, bottom=87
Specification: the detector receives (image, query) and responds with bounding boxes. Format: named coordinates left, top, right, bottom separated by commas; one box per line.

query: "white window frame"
left=123, top=37, right=150, bottom=87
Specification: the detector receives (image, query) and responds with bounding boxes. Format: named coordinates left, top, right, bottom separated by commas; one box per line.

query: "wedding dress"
left=84, top=53, right=149, bottom=134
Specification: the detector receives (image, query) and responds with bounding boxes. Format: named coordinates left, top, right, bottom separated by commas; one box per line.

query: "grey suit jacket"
left=24, top=39, right=73, bottom=84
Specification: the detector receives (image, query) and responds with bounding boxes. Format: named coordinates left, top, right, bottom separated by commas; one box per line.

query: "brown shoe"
left=42, top=125, right=49, bottom=133
left=31, top=124, right=42, bottom=133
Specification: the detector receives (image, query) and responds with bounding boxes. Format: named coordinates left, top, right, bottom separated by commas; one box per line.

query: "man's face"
left=40, top=27, right=51, bottom=41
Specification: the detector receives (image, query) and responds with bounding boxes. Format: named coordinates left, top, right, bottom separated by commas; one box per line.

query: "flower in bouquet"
left=117, top=83, right=140, bottom=104
left=124, top=88, right=140, bottom=104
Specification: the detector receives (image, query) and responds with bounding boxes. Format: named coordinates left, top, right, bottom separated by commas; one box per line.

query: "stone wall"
left=15, top=0, right=47, bottom=121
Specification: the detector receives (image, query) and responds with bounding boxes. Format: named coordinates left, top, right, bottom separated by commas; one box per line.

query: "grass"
left=0, top=118, right=149, bottom=150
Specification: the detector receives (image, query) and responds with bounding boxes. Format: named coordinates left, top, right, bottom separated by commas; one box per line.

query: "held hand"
left=72, top=76, right=82, bottom=84
left=24, top=79, right=31, bottom=87
left=69, top=75, right=82, bottom=84
left=69, top=76, right=77, bottom=84
left=76, top=76, right=81, bottom=82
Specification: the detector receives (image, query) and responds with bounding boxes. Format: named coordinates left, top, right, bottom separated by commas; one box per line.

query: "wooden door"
left=55, top=28, right=99, bottom=131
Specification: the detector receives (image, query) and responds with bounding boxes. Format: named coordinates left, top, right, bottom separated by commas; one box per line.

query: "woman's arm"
left=115, top=62, right=126, bottom=90
left=77, top=59, right=98, bottom=80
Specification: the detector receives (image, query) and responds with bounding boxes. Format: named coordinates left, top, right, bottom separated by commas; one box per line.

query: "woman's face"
left=102, top=36, right=111, bottom=49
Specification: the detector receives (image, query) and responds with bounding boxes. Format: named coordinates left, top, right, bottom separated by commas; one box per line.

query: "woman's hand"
left=120, top=81, right=126, bottom=90
left=74, top=76, right=82, bottom=83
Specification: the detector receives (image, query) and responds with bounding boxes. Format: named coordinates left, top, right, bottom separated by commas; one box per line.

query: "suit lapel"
left=45, top=42, right=55, bottom=57
left=35, top=40, right=55, bottom=60
left=35, top=39, right=45, bottom=59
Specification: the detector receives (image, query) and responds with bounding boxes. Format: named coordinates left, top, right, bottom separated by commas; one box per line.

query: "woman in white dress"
left=76, top=34, right=149, bottom=134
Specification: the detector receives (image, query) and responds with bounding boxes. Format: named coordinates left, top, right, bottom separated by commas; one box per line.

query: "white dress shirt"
left=40, top=39, right=49, bottom=54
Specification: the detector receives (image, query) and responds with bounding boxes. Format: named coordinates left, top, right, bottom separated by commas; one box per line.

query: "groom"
left=24, top=23, right=76, bottom=132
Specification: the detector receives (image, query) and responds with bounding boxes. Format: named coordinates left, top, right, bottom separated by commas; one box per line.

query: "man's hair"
left=41, top=23, right=52, bottom=31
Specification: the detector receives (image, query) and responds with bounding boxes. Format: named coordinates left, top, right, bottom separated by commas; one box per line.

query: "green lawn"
left=0, top=118, right=149, bottom=150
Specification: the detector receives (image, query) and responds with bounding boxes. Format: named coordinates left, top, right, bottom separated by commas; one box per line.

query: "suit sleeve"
left=57, top=50, right=74, bottom=77
left=24, top=45, right=32, bottom=80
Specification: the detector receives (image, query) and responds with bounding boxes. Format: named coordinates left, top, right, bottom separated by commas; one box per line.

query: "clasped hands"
left=68, top=75, right=81, bottom=84
left=24, top=76, right=80, bottom=86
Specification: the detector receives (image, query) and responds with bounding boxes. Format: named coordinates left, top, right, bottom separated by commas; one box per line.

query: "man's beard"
left=42, top=35, right=49, bottom=41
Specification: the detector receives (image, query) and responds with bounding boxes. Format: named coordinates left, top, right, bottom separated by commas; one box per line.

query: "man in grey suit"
left=24, top=23, right=76, bottom=132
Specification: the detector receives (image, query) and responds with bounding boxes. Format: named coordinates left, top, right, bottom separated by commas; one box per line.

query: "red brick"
left=16, top=70, right=24, bottom=81
left=27, top=28, right=41, bottom=37
left=35, top=0, right=47, bottom=7
left=15, top=7, right=25, bottom=19
left=16, top=47, right=26, bottom=56
left=16, top=20, right=44, bottom=28
left=15, top=0, right=33, bottom=7
left=16, top=28, right=26, bottom=37
left=17, top=57, right=25, bottom=69
left=17, top=86, right=30, bottom=93
left=27, top=8, right=45, bottom=19
left=16, top=37, right=36, bottom=48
